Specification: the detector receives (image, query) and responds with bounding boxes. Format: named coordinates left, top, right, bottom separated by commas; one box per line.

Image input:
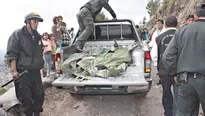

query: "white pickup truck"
left=52, top=19, right=152, bottom=95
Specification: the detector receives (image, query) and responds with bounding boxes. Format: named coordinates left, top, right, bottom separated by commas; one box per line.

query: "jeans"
left=43, top=52, right=51, bottom=74
left=160, top=75, right=178, bottom=116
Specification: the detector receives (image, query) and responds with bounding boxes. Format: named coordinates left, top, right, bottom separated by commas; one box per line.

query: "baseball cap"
left=196, top=2, right=205, bottom=17
left=165, top=16, right=178, bottom=27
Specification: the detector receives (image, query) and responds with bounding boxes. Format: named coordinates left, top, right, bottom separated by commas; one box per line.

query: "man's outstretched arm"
left=100, top=0, right=117, bottom=18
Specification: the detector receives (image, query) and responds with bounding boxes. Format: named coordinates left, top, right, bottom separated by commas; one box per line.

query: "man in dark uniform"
left=6, top=12, right=44, bottom=116
left=155, top=16, right=178, bottom=116
left=74, top=0, right=117, bottom=51
left=163, top=3, right=205, bottom=116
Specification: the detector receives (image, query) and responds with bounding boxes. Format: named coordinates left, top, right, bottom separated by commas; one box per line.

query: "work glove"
left=12, top=71, right=19, bottom=80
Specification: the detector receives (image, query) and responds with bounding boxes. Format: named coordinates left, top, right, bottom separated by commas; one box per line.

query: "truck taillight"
left=145, top=51, right=151, bottom=73
left=55, top=53, right=61, bottom=62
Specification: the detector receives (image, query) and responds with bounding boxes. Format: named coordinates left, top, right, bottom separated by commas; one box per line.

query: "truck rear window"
left=88, top=24, right=137, bottom=41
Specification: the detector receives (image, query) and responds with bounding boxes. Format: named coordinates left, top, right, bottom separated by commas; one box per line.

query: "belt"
left=17, top=69, right=39, bottom=72
left=187, top=72, right=205, bottom=79
left=44, top=51, right=51, bottom=53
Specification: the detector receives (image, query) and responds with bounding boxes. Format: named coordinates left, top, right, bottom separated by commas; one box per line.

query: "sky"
left=0, top=0, right=149, bottom=53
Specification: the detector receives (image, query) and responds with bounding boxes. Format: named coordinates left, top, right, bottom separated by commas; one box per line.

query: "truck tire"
left=56, top=86, right=63, bottom=89
left=139, top=81, right=152, bottom=97
left=148, top=81, right=152, bottom=90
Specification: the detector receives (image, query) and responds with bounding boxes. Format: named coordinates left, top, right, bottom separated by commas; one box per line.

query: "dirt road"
left=43, top=67, right=165, bottom=116
left=1, top=66, right=203, bottom=116
left=42, top=67, right=204, bottom=116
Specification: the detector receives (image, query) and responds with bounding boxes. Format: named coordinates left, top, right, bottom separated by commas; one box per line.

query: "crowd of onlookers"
left=41, top=15, right=75, bottom=77
left=136, top=14, right=195, bottom=42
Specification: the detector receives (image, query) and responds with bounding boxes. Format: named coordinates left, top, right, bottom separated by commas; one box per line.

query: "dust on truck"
left=52, top=19, right=152, bottom=95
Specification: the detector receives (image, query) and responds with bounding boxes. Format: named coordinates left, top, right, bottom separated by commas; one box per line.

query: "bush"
left=162, top=0, right=174, bottom=7
left=198, top=0, right=205, bottom=3
left=146, top=0, right=160, bottom=17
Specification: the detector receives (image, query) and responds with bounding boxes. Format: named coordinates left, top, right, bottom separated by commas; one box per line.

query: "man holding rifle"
left=6, top=12, right=45, bottom=116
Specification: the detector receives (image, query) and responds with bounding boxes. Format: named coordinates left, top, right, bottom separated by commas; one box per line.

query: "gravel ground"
left=0, top=64, right=204, bottom=116
left=42, top=67, right=204, bottom=116
left=0, top=64, right=13, bottom=89
left=41, top=67, right=160, bottom=116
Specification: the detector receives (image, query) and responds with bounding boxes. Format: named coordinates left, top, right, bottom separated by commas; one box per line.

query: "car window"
left=88, top=24, right=138, bottom=41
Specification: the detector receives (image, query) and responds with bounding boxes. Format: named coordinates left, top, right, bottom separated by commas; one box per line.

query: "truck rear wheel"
left=148, top=81, right=152, bottom=89
left=56, top=86, right=63, bottom=89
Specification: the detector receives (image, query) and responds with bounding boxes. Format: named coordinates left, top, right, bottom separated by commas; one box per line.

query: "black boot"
left=33, top=112, right=40, bottom=116
left=68, top=45, right=83, bottom=53
left=157, top=79, right=161, bottom=85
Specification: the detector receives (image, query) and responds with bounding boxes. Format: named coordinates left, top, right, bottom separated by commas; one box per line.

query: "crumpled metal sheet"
left=61, top=44, right=132, bottom=80
left=0, top=108, right=7, bottom=116
left=0, top=87, right=20, bottom=111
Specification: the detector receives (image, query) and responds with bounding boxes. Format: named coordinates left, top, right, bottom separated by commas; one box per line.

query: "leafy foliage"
left=96, top=12, right=108, bottom=21
left=162, top=0, right=174, bottom=7
left=146, top=0, right=160, bottom=17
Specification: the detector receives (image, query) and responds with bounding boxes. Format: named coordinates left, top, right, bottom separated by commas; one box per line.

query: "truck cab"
left=52, top=19, right=152, bottom=95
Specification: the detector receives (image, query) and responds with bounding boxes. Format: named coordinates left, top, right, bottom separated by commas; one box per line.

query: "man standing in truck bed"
left=73, top=0, right=117, bottom=51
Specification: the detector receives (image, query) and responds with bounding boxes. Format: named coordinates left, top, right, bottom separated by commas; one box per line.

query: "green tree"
left=142, top=16, right=147, bottom=25
left=96, top=12, right=108, bottom=21
left=146, top=0, right=160, bottom=17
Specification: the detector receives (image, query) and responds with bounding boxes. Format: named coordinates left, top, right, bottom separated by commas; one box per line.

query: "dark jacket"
left=156, top=28, right=177, bottom=76
left=163, top=19, right=205, bottom=76
left=7, top=26, right=44, bottom=70
left=83, top=0, right=116, bottom=19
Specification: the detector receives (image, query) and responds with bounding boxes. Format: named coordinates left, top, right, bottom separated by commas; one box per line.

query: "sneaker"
left=43, top=71, right=47, bottom=77
left=46, top=72, right=50, bottom=77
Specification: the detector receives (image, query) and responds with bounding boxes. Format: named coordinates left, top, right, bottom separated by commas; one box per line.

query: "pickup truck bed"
left=52, top=19, right=152, bottom=95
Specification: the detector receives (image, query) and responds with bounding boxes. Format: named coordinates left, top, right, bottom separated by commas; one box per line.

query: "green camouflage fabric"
left=0, top=88, right=7, bottom=96
left=61, top=43, right=132, bottom=80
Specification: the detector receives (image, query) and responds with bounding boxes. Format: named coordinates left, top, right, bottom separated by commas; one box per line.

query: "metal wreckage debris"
left=61, top=42, right=133, bottom=81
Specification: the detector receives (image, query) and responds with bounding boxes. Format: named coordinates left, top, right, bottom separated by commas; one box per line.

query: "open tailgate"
left=52, top=67, right=148, bottom=87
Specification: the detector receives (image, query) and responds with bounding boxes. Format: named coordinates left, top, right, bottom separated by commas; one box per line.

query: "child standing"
left=49, top=34, right=57, bottom=70
left=42, top=32, right=52, bottom=77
